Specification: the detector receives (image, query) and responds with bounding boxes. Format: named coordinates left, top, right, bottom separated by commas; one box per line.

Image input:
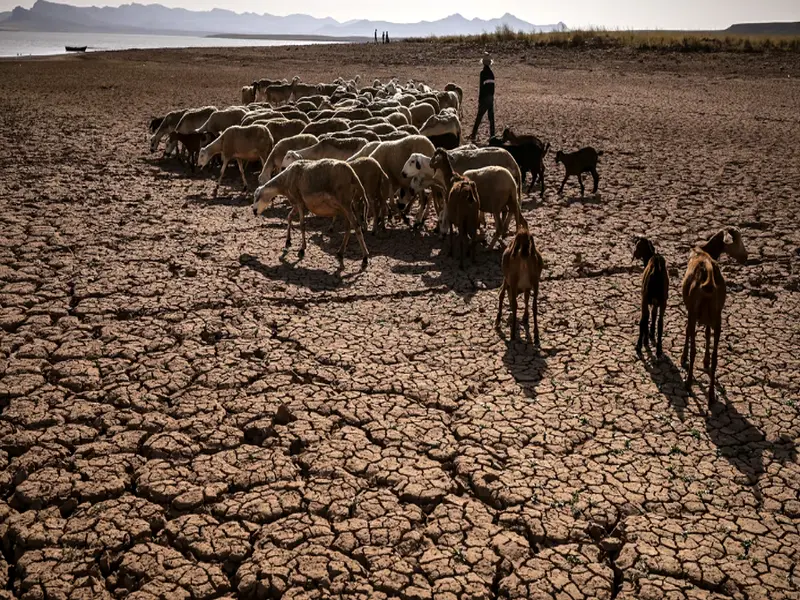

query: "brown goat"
left=555, top=147, right=603, bottom=196
left=633, top=237, right=669, bottom=356
left=433, top=147, right=480, bottom=267
left=443, top=178, right=481, bottom=269
left=495, top=218, right=544, bottom=344
left=681, top=227, right=748, bottom=407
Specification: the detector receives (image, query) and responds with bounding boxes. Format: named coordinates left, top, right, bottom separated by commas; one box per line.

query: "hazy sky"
left=2, top=0, right=798, bottom=29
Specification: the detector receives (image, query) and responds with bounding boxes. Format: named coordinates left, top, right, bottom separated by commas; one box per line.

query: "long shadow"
left=705, top=391, right=798, bottom=506
left=185, top=192, right=252, bottom=207
left=562, top=192, right=603, bottom=206
left=642, top=350, right=690, bottom=421
left=498, top=325, right=549, bottom=400
left=238, top=253, right=360, bottom=292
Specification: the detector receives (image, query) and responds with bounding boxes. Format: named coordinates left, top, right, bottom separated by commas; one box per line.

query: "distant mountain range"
left=0, top=0, right=567, bottom=37
left=725, top=21, right=800, bottom=35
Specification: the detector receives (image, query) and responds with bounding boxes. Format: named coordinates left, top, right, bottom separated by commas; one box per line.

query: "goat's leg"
left=297, top=208, right=307, bottom=259
left=591, top=167, right=600, bottom=194
left=649, top=304, right=657, bottom=344
left=509, top=287, right=518, bottom=340
left=686, top=315, right=697, bottom=391
left=708, top=325, right=721, bottom=407
left=328, top=217, right=337, bottom=233
left=681, top=315, right=691, bottom=368
left=215, top=158, right=229, bottom=197
left=558, top=175, right=568, bottom=195
left=703, top=325, right=711, bottom=372
left=540, top=167, right=546, bottom=199
left=522, top=289, right=530, bottom=325
left=532, top=282, right=540, bottom=346
left=578, top=173, right=585, bottom=196
left=656, top=304, right=665, bottom=357
left=495, top=282, right=507, bottom=330
left=636, top=303, right=650, bottom=354
left=237, top=159, right=248, bottom=193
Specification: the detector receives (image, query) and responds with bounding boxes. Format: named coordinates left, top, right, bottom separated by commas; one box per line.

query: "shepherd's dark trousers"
left=470, top=100, right=495, bottom=139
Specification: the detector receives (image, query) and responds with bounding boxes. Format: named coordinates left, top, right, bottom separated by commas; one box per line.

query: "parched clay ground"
left=0, top=42, right=799, bottom=600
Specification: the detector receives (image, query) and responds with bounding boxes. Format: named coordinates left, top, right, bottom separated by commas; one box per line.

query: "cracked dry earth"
left=0, top=43, right=799, bottom=600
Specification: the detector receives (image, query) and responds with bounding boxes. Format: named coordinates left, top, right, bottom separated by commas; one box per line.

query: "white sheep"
left=263, top=119, right=307, bottom=144
left=419, top=112, right=461, bottom=150
left=196, top=107, right=248, bottom=135
left=198, top=124, right=274, bottom=196
left=281, top=137, right=369, bottom=169
left=149, top=108, right=187, bottom=153
left=259, top=133, right=319, bottom=184
left=252, top=158, right=370, bottom=268
left=346, top=140, right=382, bottom=161
left=301, top=118, right=351, bottom=137
left=347, top=156, right=392, bottom=233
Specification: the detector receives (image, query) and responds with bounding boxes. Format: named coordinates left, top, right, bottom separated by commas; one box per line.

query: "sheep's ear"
left=723, top=230, right=734, bottom=245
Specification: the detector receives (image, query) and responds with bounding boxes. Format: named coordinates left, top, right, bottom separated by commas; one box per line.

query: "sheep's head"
left=722, top=227, right=748, bottom=264
left=149, top=134, right=160, bottom=153
left=281, top=150, right=301, bottom=170
left=252, top=183, right=277, bottom=216
left=163, top=134, right=179, bottom=157
left=197, top=144, right=212, bottom=169
left=401, top=153, right=428, bottom=180
left=632, top=237, right=656, bottom=264
left=554, top=150, right=564, bottom=164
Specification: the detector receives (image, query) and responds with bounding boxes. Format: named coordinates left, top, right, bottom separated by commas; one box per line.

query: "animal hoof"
left=656, top=347, right=663, bottom=357
left=361, top=257, right=369, bottom=270
left=285, top=239, right=292, bottom=248
left=635, top=345, right=643, bottom=355
left=298, top=248, right=305, bottom=260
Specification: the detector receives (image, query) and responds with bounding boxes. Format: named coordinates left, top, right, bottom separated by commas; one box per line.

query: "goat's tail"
left=697, top=259, right=716, bottom=293
left=510, top=219, right=534, bottom=258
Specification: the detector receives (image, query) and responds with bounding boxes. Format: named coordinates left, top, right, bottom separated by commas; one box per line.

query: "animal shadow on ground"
left=391, top=234, right=505, bottom=301
left=238, top=252, right=361, bottom=291
left=185, top=192, right=252, bottom=207
left=563, top=192, right=603, bottom=206
left=642, top=349, right=690, bottom=420
left=497, top=319, right=551, bottom=400
left=143, top=155, right=198, bottom=177
left=705, top=390, right=798, bottom=506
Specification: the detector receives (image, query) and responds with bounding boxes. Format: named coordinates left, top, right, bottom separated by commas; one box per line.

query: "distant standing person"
left=375, top=29, right=378, bottom=43
left=382, top=31, right=386, bottom=43
left=386, top=31, right=390, bottom=43
left=470, top=52, right=495, bottom=142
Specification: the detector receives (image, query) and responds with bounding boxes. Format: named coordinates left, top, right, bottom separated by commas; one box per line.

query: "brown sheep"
left=633, top=237, right=669, bottom=356
left=495, top=218, right=544, bottom=343
left=555, top=147, right=604, bottom=196
left=681, top=227, right=748, bottom=407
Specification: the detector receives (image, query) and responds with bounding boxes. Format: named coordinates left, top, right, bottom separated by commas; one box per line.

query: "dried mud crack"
left=1, top=44, right=799, bottom=600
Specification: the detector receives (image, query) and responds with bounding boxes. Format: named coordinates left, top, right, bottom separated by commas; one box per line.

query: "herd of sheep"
left=147, top=74, right=749, bottom=411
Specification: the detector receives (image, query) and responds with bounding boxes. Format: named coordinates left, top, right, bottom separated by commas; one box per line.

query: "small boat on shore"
left=65, top=46, right=87, bottom=52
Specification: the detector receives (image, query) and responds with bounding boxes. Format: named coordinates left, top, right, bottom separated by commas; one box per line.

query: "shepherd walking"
left=470, top=52, right=495, bottom=142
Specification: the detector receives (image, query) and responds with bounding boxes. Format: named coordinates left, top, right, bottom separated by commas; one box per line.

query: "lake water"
left=0, top=30, right=341, bottom=58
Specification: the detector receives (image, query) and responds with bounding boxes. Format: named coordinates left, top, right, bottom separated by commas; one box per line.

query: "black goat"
left=487, top=136, right=549, bottom=199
